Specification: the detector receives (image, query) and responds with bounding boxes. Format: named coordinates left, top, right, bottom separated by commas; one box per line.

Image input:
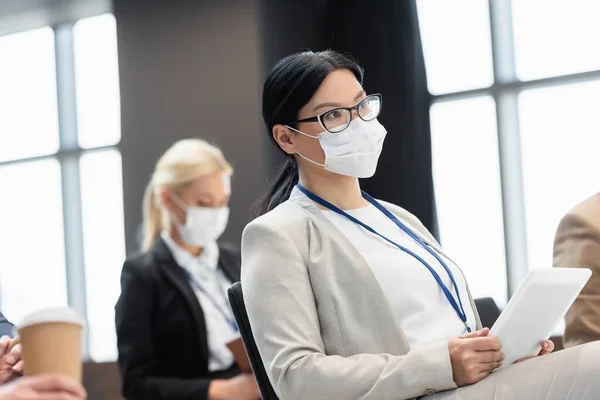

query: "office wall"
left=114, top=0, right=267, bottom=255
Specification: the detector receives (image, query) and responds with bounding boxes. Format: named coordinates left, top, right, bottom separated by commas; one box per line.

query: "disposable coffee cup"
left=17, top=307, right=85, bottom=381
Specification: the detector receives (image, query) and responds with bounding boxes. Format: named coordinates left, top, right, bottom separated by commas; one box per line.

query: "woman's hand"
left=515, top=339, right=555, bottom=363
left=208, top=373, right=260, bottom=400
left=0, top=336, right=23, bottom=384
left=0, top=374, right=87, bottom=400
left=448, top=328, right=504, bottom=387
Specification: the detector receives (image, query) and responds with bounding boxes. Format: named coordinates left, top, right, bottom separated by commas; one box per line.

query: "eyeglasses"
left=291, top=93, right=382, bottom=134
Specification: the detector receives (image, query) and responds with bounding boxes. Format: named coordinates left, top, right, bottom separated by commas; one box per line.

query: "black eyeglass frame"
left=290, top=93, right=383, bottom=133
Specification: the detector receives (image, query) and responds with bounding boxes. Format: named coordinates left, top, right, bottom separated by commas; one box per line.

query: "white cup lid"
left=17, top=307, right=86, bottom=330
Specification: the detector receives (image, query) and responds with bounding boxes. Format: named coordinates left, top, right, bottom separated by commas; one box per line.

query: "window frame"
left=428, top=0, right=600, bottom=299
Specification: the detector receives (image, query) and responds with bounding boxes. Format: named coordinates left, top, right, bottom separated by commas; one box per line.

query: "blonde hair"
left=142, top=139, right=233, bottom=250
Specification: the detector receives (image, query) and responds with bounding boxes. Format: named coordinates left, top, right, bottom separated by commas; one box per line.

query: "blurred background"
left=0, top=0, right=599, bottom=369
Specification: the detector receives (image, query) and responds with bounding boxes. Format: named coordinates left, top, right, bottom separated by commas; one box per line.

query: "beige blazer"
left=241, top=188, right=482, bottom=400
left=554, top=193, right=600, bottom=348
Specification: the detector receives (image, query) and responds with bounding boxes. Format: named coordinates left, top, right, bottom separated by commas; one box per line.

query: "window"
left=80, top=150, right=125, bottom=361
left=418, top=0, right=494, bottom=95
left=0, top=14, right=123, bottom=362
left=74, top=14, right=121, bottom=149
left=74, top=14, right=124, bottom=362
left=418, top=0, right=600, bottom=316
left=0, top=160, right=68, bottom=322
left=519, top=81, right=600, bottom=271
left=0, top=27, right=59, bottom=162
left=430, top=97, right=507, bottom=304
left=512, top=0, right=600, bottom=80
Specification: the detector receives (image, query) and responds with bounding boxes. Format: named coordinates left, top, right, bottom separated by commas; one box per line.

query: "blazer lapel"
left=151, top=238, right=210, bottom=363
left=289, top=188, right=413, bottom=347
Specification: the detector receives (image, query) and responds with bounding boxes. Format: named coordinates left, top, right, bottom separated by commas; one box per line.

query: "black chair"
left=474, top=297, right=502, bottom=329
left=228, top=282, right=279, bottom=400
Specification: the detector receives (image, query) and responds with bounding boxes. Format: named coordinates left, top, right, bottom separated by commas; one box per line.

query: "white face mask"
left=286, top=116, right=387, bottom=178
left=169, top=193, right=229, bottom=247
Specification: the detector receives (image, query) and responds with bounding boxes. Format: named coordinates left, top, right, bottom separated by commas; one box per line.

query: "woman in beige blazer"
left=241, top=50, right=600, bottom=400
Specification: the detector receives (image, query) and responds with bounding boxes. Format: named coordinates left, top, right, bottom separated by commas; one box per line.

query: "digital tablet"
left=489, top=268, right=591, bottom=367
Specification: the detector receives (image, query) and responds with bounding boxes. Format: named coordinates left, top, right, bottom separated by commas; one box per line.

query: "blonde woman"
left=115, top=139, right=259, bottom=400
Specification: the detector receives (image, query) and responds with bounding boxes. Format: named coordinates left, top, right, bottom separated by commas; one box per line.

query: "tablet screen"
left=489, top=268, right=590, bottom=366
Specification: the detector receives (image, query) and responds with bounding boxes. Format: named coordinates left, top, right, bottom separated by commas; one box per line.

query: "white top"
left=161, top=232, right=239, bottom=372
left=323, top=205, right=476, bottom=345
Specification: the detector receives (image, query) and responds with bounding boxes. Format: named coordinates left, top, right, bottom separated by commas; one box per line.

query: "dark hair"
left=254, top=50, right=364, bottom=217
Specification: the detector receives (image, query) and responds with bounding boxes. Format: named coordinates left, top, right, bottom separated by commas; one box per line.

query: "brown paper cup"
left=17, top=307, right=85, bottom=381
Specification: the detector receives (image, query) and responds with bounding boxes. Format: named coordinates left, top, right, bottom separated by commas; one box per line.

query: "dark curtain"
left=259, top=0, right=438, bottom=237
left=257, top=0, right=328, bottom=169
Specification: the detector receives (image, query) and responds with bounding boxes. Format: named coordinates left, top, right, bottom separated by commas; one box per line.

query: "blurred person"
left=0, top=317, right=84, bottom=400
left=0, top=375, right=86, bottom=400
left=242, top=50, right=600, bottom=400
left=554, top=192, right=600, bottom=347
left=115, top=139, right=259, bottom=400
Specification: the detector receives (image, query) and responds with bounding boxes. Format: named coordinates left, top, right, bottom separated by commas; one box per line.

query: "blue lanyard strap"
left=182, top=269, right=239, bottom=333
left=296, top=184, right=471, bottom=332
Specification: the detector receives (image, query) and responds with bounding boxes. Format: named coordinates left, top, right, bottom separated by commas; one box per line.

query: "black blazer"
left=0, top=311, right=13, bottom=337
left=115, top=237, right=242, bottom=400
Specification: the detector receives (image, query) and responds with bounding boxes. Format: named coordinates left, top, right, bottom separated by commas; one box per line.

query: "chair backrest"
left=228, top=282, right=279, bottom=400
left=474, top=297, right=502, bottom=329
left=82, top=362, right=124, bottom=400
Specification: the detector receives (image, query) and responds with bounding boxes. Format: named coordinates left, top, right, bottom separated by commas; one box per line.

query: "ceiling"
left=0, top=0, right=111, bottom=36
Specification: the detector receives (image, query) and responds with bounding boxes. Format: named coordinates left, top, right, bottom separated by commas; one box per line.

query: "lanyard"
left=296, top=184, right=471, bottom=333
left=182, top=269, right=239, bottom=333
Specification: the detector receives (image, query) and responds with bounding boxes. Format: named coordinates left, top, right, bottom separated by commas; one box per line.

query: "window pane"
left=430, top=96, right=507, bottom=305
left=519, top=81, right=600, bottom=273
left=80, top=150, right=126, bottom=361
left=0, top=27, right=59, bottom=162
left=513, top=0, right=600, bottom=80
left=0, top=160, right=68, bottom=324
left=74, top=14, right=121, bottom=149
left=417, top=0, right=494, bottom=95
